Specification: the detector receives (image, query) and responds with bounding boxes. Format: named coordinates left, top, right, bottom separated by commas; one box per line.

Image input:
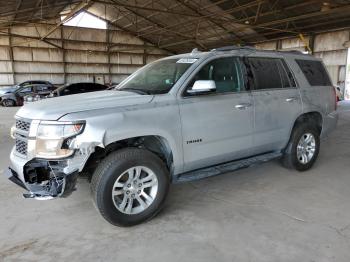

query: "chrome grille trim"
left=14, top=118, right=32, bottom=157
left=16, top=119, right=31, bottom=132
left=15, top=138, right=28, bottom=156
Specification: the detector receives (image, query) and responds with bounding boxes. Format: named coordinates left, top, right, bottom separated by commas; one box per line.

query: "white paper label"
left=176, top=58, right=198, bottom=64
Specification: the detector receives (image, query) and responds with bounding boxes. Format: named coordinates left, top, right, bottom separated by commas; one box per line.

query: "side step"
left=173, top=151, right=282, bottom=183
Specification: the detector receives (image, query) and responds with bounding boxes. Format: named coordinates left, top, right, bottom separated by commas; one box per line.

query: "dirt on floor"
left=1, top=102, right=350, bottom=262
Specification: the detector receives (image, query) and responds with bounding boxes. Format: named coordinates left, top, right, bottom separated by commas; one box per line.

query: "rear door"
left=179, top=56, right=254, bottom=172
left=244, top=56, right=302, bottom=154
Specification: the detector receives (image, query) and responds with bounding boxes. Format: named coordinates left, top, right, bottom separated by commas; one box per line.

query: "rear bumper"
left=321, top=110, right=338, bottom=139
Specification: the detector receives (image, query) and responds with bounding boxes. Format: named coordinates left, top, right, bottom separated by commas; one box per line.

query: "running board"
left=173, top=151, right=282, bottom=183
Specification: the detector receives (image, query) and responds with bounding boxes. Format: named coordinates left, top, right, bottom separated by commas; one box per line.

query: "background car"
left=0, top=86, right=17, bottom=96
left=24, top=82, right=109, bottom=103
left=1, top=81, right=56, bottom=107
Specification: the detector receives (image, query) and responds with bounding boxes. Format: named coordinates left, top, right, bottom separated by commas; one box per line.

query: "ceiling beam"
left=0, top=31, right=63, bottom=49
left=107, top=0, right=196, bottom=41
left=83, top=9, right=175, bottom=54
left=39, top=0, right=92, bottom=41
left=255, top=4, right=350, bottom=28
left=92, top=0, right=199, bottom=18
left=0, top=1, right=81, bottom=18
left=159, top=2, right=350, bottom=47
left=175, top=0, right=244, bottom=44
left=137, top=0, right=266, bottom=39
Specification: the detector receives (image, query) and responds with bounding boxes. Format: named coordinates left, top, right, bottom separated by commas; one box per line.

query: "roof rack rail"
left=191, top=48, right=201, bottom=55
left=211, top=45, right=256, bottom=52
left=278, top=50, right=304, bottom=54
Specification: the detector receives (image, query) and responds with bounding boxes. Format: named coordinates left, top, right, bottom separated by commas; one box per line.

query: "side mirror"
left=187, top=80, right=216, bottom=95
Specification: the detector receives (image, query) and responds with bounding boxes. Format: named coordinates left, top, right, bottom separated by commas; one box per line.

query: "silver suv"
left=5, top=46, right=338, bottom=226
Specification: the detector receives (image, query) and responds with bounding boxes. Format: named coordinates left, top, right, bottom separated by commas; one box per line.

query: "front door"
left=179, top=56, right=254, bottom=172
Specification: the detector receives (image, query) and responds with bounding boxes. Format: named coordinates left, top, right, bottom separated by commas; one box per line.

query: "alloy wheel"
left=112, top=166, right=158, bottom=215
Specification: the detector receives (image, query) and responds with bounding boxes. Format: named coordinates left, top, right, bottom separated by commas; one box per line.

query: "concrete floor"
left=1, top=102, right=350, bottom=262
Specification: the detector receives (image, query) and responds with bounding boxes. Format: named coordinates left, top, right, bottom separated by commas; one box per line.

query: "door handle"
left=235, top=103, right=252, bottom=110
left=285, top=97, right=297, bottom=102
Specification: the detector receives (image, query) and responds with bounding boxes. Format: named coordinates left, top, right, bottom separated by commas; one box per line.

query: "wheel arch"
left=83, top=135, right=178, bottom=179
left=290, top=111, right=323, bottom=138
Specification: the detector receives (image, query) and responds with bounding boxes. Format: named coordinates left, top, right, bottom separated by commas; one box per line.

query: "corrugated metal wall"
left=255, top=30, right=350, bottom=86
left=0, top=23, right=170, bottom=86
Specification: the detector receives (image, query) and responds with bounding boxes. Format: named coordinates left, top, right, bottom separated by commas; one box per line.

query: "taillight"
left=332, top=86, right=337, bottom=111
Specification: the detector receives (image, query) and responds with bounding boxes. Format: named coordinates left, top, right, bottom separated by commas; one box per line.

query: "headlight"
left=35, top=122, right=84, bottom=158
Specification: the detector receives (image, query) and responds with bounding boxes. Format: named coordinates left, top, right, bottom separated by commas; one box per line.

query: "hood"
left=0, top=86, right=16, bottom=95
left=16, top=90, right=154, bottom=120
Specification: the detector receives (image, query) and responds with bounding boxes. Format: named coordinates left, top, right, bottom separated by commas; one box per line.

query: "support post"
left=8, top=28, right=15, bottom=85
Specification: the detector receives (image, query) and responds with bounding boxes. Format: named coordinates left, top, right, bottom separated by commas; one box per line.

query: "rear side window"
left=296, top=59, right=331, bottom=86
left=278, top=60, right=296, bottom=88
left=247, top=58, right=282, bottom=90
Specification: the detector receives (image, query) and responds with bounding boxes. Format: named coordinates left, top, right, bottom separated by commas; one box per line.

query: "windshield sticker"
left=176, top=58, right=198, bottom=64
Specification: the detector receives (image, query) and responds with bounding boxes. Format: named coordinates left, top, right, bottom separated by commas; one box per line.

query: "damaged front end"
left=6, top=159, right=78, bottom=200
left=6, top=117, right=99, bottom=200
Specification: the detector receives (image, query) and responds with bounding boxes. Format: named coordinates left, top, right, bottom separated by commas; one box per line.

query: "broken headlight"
left=35, top=121, right=85, bottom=159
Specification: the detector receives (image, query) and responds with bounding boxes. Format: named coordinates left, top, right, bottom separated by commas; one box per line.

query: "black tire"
left=282, top=122, right=320, bottom=171
left=91, top=148, right=170, bottom=226
left=2, top=99, right=16, bottom=107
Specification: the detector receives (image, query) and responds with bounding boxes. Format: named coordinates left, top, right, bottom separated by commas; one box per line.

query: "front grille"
left=16, top=119, right=31, bottom=132
left=15, top=139, right=27, bottom=155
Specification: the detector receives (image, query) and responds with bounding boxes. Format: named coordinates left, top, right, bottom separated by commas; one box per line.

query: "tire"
left=91, top=148, right=170, bottom=226
left=282, top=122, right=320, bottom=171
left=2, top=99, right=16, bottom=107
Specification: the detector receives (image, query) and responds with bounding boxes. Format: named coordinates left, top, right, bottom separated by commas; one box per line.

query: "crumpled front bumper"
left=6, top=147, right=80, bottom=199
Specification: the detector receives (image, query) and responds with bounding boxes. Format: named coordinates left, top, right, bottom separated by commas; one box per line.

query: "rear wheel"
left=91, top=148, right=170, bottom=226
left=282, top=123, right=320, bottom=171
left=2, top=99, right=16, bottom=107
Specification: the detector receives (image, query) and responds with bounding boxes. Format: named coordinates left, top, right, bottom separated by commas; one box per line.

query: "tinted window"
left=87, top=83, right=107, bottom=91
left=276, top=60, right=296, bottom=88
left=32, top=81, right=47, bottom=85
left=19, top=87, right=32, bottom=93
left=36, top=85, right=50, bottom=92
left=247, top=58, right=282, bottom=90
left=61, top=83, right=106, bottom=95
left=296, top=59, right=331, bottom=86
left=63, top=84, right=82, bottom=95
left=187, top=57, right=244, bottom=94
left=19, top=81, right=31, bottom=87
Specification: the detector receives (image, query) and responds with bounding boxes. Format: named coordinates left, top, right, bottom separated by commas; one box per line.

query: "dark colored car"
left=0, top=81, right=56, bottom=107
left=54, top=82, right=109, bottom=97
left=24, top=82, right=109, bottom=103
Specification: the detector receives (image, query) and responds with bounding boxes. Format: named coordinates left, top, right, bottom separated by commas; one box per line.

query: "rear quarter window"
left=296, top=59, right=332, bottom=86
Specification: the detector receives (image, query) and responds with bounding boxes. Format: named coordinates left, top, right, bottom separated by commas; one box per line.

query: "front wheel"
left=91, top=148, right=170, bottom=226
left=2, top=99, right=16, bottom=107
left=282, top=123, right=320, bottom=171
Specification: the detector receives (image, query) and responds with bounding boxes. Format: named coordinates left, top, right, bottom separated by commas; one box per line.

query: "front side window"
left=118, top=58, right=193, bottom=95
left=18, top=87, right=32, bottom=94
left=186, top=57, right=244, bottom=95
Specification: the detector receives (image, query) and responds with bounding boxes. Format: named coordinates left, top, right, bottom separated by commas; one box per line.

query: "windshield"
left=117, top=58, right=195, bottom=94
